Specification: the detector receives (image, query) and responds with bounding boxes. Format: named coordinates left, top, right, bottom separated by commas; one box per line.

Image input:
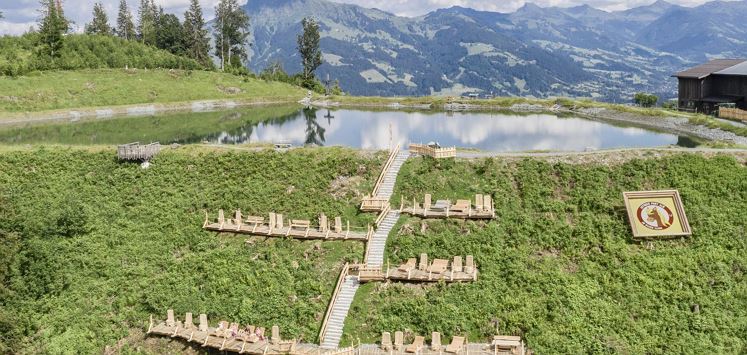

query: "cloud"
left=0, top=0, right=727, bottom=35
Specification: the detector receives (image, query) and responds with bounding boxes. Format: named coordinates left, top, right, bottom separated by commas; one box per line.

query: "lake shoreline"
left=312, top=99, right=747, bottom=146
left=0, top=98, right=303, bottom=126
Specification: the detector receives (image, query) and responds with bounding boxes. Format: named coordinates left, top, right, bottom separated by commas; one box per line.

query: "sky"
left=0, top=0, right=725, bottom=35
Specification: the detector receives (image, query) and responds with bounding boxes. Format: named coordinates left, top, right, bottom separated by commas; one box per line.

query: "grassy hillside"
left=0, top=69, right=306, bottom=113
left=0, top=147, right=384, bottom=354
left=345, top=154, right=747, bottom=353
left=0, top=104, right=302, bottom=145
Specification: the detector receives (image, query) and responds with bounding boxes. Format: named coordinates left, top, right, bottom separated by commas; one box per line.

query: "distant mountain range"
left=239, top=0, right=747, bottom=101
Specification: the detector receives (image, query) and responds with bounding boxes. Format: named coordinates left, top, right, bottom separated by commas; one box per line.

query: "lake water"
left=0, top=105, right=698, bottom=151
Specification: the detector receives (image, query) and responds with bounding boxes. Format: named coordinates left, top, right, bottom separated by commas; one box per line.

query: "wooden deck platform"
left=203, top=210, right=371, bottom=241
left=400, top=194, right=495, bottom=220
left=147, top=311, right=524, bottom=355
left=351, top=254, right=478, bottom=283
left=117, top=142, right=161, bottom=161
left=409, top=143, right=456, bottom=159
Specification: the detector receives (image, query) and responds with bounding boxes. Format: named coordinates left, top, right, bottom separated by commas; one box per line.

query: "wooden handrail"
left=371, top=144, right=400, bottom=197
left=318, top=262, right=350, bottom=345
left=374, top=204, right=391, bottom=228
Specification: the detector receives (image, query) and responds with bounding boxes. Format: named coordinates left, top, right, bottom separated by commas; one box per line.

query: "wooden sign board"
left=623, top=190, right=691, bottom=239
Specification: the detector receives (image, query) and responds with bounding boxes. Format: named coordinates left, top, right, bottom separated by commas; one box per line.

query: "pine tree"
left=213, top=0, right=250, bottom=70
left=297, top=17, right=322, bottom=84
left=116, top=0, right=135, bottom=40
left=137, top=0, right=157, bottom=46
left=38, top=0, right=69, bottom=58
left=182, top=0, right=211, bottom=66
left=85, top=2, right=111, bottom=35
left=156, top=10, right=184, bottom=55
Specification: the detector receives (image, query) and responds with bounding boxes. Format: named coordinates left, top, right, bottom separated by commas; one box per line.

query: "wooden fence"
left=409, top=144, right=456, bottom=159
left=719, top=107, right=747, bottom=122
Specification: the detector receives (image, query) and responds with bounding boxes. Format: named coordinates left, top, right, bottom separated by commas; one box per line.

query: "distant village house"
left=673, top=59, right=747, bottom=114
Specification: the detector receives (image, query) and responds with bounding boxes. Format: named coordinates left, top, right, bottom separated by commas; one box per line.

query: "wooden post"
left=147, top=314, right=153, bottom=334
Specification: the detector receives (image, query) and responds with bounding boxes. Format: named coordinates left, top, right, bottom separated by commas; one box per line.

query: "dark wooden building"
left=673, top=59, right=747, bottom=114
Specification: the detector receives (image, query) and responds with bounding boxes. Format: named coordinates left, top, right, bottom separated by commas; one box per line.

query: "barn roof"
left=714, top=60, right=747, bottom=76
left=672, top=59, right=747, bottom=79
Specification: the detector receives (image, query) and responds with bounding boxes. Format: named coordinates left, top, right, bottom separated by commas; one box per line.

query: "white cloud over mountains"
left=0, top=0, right=727, bottom=35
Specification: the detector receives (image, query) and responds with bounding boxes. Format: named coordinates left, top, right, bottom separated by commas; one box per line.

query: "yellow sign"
left=622, top=190, right=692, bottom=239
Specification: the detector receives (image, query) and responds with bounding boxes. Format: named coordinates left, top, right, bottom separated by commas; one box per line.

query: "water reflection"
left=243, top=109, right=683, bottom=151
left=0, top=107, right=691, bottom=152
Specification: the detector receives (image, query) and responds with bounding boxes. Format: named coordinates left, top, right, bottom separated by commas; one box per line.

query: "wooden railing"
left=374, top=204, right=391, bottom=229
left=117, top=142, right=161, bottom=161
left=319, top=263, right=350, bottom=345
left=371, top=144, right=400, bottom=197
left=409, top=143, right=456, bottom=159
left=719, top=107, right=747, bottom=122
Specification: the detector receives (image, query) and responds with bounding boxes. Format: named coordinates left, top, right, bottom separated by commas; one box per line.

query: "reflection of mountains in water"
left=199, top=108, right=331, bottom=146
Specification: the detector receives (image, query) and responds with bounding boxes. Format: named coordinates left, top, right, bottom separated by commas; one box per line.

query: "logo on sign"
left=636, top=202, right=674, bottom=230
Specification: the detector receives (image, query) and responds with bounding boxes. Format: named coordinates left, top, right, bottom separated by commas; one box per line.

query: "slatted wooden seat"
left=406, top=336, right=425, bottom=353
left=381, top=332, right=393, bottom=351
left=452, top=200, right=471, bottom=213
left=398, top=258, right=416, bottom=272
left=432, top=332, right=442, bottom=351
left=394, top=331, right=404, bottom=351
left=428, top=259, right=449, bottom=274
left=452, top=256, right=463, bottom=273
left=446, top=336, right=466, bottom=353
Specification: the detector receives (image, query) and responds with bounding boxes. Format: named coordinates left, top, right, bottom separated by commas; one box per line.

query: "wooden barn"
left=673, top=59, right=747, bottom=114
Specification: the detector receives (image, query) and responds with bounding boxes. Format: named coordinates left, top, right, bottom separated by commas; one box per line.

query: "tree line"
left=50, top=0, right=324, bottom=89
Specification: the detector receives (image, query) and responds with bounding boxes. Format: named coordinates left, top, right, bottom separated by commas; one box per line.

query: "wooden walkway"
left=353, top=254, right=478, bottom=283
left=400, top=194, right=495, bottom=220
left=203, top=210, right=371, bottom=241
left=147, top=310, right=524, bottom=355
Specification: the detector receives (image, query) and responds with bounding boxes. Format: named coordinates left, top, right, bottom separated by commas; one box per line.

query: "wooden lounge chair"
left=218, top=209, right=225, bottom=228
left=475, top=194, right=484, bottom=210
left=271, top=325, right=281, bottom=344
left=398, top=258, right=416, bottom=272
left=492, top=335, right=522, bottom=354
left=214, top=321, right=229, bottom=337
left=465, top=255, right=475, bottom=273
left=184, top=313, right=195, bottom=330
left=452, top=256, right=463, bottom=273
left=246, top=216, right=264, bottom=232
left=381, top=332, right=393, bottom=351
left=394, top=331, right=404, bottom=351
left=446, top=336, right=465, bottom=353
left=419, top=253, right=428, bottom=271
left=431, top=332, right=441, bottom=351
left=406, top=336, right=425, bottom=353
left=428, top=259, right=449, bottom=274
left=452, top=200, right=471, bottom=213
left=166, top=309, right=175, bottom=327
left=198, top=314, right=208, bottom=332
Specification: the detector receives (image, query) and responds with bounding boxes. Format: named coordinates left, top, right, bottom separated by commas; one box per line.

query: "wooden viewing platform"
left=147, top=310, right=323, bottom=354
left=352, top=254, right=478, bottom=283
left=400, top=194, right=495, bottom=220
left=117, top=142, right=161, bottom=161
left=147, top=310, right=525, bottom=355
left=203, top=210, right=371, bottom=241
left=409, top=143, right=456, bottom=159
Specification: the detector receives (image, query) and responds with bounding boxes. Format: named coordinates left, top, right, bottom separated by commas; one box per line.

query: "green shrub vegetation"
left=0, top=147, right=384, bottom=353
left=345, top=155, right=747, bottom=354
left=0, top=34, right=204, bottom=77
left=0, top=69, right=306, bottom=113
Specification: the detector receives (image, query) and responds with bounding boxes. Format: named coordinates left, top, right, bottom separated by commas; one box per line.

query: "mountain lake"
left=0, top=104, right=700, bottom=151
